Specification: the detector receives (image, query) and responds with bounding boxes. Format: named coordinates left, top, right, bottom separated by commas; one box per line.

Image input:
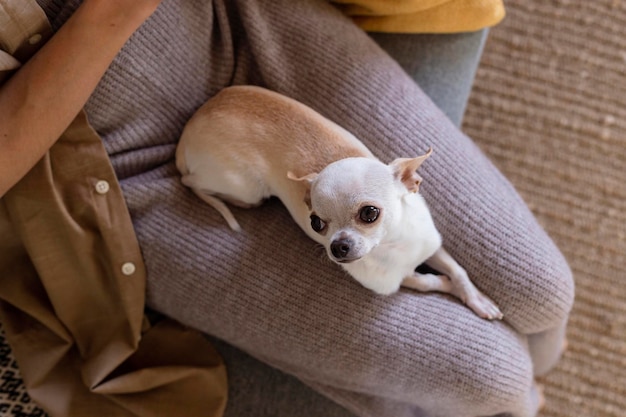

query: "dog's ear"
left=287, top=171, right=318, bottom=184
left=390, top=147, right=433, bottom=193
left=287, top=171, right=318, bottom=209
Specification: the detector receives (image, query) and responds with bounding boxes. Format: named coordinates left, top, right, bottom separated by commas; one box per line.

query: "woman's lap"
left=123, top=165, right=535, bottom=416
left=104, top=0, right=575, bottom=415
left=231, top=0, right=573, bottom=335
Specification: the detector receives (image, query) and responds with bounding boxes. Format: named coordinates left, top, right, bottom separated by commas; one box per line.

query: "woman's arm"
left=0, top=0, right=161, bottom=197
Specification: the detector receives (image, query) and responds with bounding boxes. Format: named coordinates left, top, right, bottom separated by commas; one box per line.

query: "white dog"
left=176, top=86, right=502, bottom=320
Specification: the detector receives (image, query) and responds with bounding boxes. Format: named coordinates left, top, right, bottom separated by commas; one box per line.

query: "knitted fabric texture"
left=35, top=0, right=573, bottom=416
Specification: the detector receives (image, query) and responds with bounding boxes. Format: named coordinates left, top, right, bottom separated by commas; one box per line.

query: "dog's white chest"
left=342, top=195, right=442, bottom=295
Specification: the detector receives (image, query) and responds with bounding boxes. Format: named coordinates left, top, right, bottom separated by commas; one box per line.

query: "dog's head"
left=289, top=148, right=432, bottom=264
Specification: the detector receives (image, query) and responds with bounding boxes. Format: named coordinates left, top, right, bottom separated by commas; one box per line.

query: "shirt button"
left=95, top=180, right=110, bottom=194
left=121, top=262, right=136, bottom=276
left=28, top=34, right=42, bottom=45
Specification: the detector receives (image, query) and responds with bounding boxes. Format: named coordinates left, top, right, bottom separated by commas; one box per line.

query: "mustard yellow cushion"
left=333, top=0, right=505, bottom=33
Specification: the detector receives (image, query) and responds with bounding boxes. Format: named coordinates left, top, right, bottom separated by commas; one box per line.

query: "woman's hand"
left=0, top=0, right=162, bottom=197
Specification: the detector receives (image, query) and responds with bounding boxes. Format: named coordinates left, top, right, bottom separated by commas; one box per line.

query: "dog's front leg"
left=403, top=247, right=503, bottom=320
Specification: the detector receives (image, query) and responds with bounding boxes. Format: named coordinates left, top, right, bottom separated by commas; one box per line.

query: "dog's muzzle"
left=330, top=238, right=359, bottom=263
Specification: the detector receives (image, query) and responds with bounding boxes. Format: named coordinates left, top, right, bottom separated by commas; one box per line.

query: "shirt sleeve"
left=0, top=0, right=51, bottom=85
left=0, top=50, right=20, bottom=84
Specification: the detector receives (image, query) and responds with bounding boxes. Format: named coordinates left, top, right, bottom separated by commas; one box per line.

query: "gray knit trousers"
left=39, top=0, right=576, bottom=416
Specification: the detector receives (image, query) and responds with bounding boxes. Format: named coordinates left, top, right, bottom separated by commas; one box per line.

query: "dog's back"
left=176, top=86, right=374, bottom=232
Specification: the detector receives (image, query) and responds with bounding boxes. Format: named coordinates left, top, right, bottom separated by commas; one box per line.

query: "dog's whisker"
left=312, top=243, right=325, bottom=254
left=311, top=244, right=333, bottom=265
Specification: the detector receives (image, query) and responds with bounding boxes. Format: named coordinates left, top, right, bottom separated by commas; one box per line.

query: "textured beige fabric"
left=462, top=2, right=626, bottom=416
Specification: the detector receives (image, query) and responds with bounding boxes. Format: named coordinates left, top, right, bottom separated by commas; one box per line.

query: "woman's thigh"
left=124, top=165, right=536, bottom=416
left=105, top=0, right=573, bottom=414
left=231, top=0, right=574, bottom=337
left=370, top=30, right=489, bottom=127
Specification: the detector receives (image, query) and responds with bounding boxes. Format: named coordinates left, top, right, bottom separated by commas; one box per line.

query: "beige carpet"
left=462, top=1, right=626, bottom=416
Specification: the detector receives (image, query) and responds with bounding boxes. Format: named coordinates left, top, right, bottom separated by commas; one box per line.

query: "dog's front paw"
left=465, top=291, right=503, bottom=321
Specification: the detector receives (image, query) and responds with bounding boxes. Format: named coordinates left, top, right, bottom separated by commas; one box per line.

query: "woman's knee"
left=426, top=153, right=575, bottom=336
left=496, top=232, right=575, bottom=335
left=416, top=320, right=536, bottom=416
left=329, top=298, right=539, bottom=417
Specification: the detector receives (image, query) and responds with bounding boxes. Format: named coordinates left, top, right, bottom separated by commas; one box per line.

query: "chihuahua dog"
left=176, top=86, right=502, bottom=320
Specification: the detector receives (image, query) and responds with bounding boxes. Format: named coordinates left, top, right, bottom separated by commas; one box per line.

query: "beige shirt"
left=0, top=1, right=227, bottom=415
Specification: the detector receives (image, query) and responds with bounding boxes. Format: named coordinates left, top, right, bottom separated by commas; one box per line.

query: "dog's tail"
left=181, top=175, right=242, bottom=232
left=193, top=191, right=242, bottom=232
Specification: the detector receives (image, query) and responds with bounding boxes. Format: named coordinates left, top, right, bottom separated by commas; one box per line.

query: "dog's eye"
left=310, top=214, right=326, bottom=233
left=359, top=206, right=380, bottom=223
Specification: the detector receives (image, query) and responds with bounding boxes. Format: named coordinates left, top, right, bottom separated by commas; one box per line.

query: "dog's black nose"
left=331, top=238, right=352, bottom=259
